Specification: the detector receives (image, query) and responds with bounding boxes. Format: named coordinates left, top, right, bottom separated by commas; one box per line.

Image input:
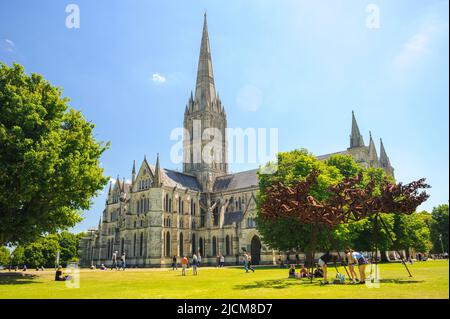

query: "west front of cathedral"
left=79, top=15, right=395, bottom=267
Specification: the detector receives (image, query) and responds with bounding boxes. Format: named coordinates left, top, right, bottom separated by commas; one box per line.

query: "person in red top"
left=181, top=256, right=188, bottom=276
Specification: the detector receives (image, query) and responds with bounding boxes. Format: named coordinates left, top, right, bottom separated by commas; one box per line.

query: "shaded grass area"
left=0, top=260, right=447, bottom=299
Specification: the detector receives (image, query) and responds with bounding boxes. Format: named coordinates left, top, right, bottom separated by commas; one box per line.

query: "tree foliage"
left=256, top=149, right=342, bottom=253
left=430, top=204, right=449, bottom=253
left=256, top=150, right=430, bottom=257
left=9, top=231, right=83, bottom=267
left=0, top=63, right=109, bottom=245
left=0, top=246, right=10, bottom=266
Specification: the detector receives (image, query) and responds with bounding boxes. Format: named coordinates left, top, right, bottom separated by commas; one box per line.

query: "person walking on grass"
left=121, top=252, right=126, bottom=270
left=192, top=254, right=198, bottom=276
left=352, top=250, right=368, bottom=284
left=181, top=256, right=188, bottom=276
left=172, top=255, right=177, bottom=270
left=220, top=254, right=225, bottom=267
left=243, top=253, right=255, bottom=273
left=111, top=251, right=118, bottom=270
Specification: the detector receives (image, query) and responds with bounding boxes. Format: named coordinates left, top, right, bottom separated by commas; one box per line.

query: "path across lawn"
left=0, top=260, right=448, bottom=299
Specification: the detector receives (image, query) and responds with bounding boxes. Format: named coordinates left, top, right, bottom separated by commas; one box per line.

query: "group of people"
left=286, top=249, right=369, bottom=285
left=110, top=251, right=127, bottom=270
left=179, top=254, right=199, bottom=276
left=288, top=264, right=322, bottom=279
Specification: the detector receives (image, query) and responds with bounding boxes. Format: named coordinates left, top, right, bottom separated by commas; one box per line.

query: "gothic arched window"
left=213, top=207, right=219, bottom=226
left=140, top=232, right=144, bottom=256
left=179, top=232, right=184, bottom=257
left=200, top=209, right=206, bottom=227
left=212, top=236, right=217, bottom=256
left=133, top=233, right=137, bottom=257
left=165, top=232, right=171, bottom=257
left=225, top=235, right=231, bottom=256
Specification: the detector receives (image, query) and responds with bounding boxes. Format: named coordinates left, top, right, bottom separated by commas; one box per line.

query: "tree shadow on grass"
left=234, top=278, right=320, bottom=290
left=0, top=273, right=40, bottom=285
left=377, top=278, right=424, bottom=284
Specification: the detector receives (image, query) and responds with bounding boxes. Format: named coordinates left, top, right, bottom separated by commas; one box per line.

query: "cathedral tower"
left=183, top=13, right=228, bottom=191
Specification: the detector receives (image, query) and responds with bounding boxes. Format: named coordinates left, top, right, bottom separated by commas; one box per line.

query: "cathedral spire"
left=379, top=138, right=391, bottom=167
left=379, top=138, right=395, bottom=177
left=350, top=111, right=364, bottom=148
left=368, top=131, right=378, bottom=163
left=194, top=12, right=216, bottom=108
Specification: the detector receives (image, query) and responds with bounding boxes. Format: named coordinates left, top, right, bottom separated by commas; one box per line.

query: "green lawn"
left=0, top=260, right=448, bottom=299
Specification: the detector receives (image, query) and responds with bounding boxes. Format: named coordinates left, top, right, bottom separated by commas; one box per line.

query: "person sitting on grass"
left=288, top=264, right=296, bottom=278
left=55, top=266, right=71, bottom=281
left=299, top=265, right=308, bottom=278
left=100, top=264, right=107, bottom=270
left=313, top=266, right=324, bottom=278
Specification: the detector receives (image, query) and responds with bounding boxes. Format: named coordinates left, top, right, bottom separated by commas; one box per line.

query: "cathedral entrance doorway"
left=250, top=235, right=261, bottom=265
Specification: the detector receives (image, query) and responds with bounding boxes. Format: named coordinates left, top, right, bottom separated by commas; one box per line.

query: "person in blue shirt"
left=192, top=254, right=198, bottom=276
left=351, top=250, right=368, bottom=284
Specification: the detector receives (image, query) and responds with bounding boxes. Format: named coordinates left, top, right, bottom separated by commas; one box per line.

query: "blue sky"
left=1, top=0, right=448, bottom=233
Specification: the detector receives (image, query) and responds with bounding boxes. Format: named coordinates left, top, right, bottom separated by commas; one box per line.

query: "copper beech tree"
left=260, top=169, right=430, bottom=267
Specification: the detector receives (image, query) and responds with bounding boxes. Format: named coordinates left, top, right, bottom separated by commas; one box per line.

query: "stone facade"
left=79, top=14, right=395, bottom=267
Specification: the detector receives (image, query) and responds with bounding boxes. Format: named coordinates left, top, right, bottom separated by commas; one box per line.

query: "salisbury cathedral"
left=79, top=15, right=394, bottom=267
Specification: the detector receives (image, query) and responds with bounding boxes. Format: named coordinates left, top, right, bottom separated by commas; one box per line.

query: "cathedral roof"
left=223, top=211, right=244, bottom=225
left=162, top=168, right=202, bottom=191
left=213, top=169, right=259, bottom=192
left=316, top=150, right=349, bottom=161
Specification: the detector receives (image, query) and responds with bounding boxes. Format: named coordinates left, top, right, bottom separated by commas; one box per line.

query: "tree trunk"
left=306, top=224, right=318, bottom=268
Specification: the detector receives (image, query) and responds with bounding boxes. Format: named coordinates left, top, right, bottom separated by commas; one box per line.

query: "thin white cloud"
left=393, top=6, right=446, bottom=70
left=2, top=38, right=15, bottom=52
left=394, top=30, right=431, bottom=68
left=152, top=73, right=166, bottom=83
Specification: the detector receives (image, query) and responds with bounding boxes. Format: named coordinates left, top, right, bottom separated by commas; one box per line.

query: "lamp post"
left=439, top=234, right=445, bottom=255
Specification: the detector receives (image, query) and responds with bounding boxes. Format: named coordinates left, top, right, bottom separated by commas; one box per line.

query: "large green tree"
left=0, top=63, right=109, bottom=245
left=430, top=204, right=449, bottom=253
left=0, top=246, right=10, bottom=267
left=256, top=151, right=399, bottom=261
left=58, top=231, right=83, bottom=265
left=256, top=149, right=343, bottom=255
left=10, top=231, right=83, bottom=267
left=391, top=212, right=432, bottom=258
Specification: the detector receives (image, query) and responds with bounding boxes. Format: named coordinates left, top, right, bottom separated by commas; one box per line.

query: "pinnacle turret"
left=349, top=111, right=365, bottom=148
left=368, top=131, right=378, bottom=163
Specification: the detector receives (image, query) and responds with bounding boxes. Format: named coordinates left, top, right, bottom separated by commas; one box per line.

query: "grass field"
left=0, top=260, right=448, bottom=299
